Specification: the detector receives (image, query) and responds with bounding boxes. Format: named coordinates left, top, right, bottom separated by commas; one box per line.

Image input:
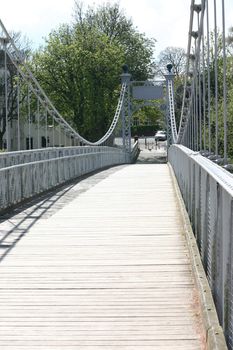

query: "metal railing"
left=0, top=147, right=129, bottom=211
left=0, top=146, right=119, bottom=169
left=169, top=144, right=233, bottom=347
left=130, top=141, right=140, bottom=163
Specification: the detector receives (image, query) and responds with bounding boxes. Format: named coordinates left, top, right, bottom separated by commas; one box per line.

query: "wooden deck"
left=0, top=163, right=205, bottom=349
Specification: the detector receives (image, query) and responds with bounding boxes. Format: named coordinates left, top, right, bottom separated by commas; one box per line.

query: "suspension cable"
left=45, top=109, right=48, bottom=147
left=0, top=19, right=127, bottom=148
left=177, top=0, right=195, bottom=142
left=214, top=0, right=219, bottom=155
left=206, top=0, right=211, bottom=153
left=37, top=98, right=40, bottom=148
left=177, top=0, right=205, bottom=146
left=17, top=69, right=21, bottom=150
left=28, top=86, right=31, bottom=150
left=194, top=38, right=199, bottom=151
left=197, top=11, right=202, bottom=151
left=4, top=40, right=9, bottom=151
left=52, top=115, right=55, bottom=147
left=202, top=24, right=206, bottom=151
left=222, top=0, right=227, bottom=163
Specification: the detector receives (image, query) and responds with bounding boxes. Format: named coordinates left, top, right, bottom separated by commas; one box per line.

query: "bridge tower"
left=121, top=65, right=132, bottom=153
left=164, top=64, right=176, bottom=146
left=121, top=64, right=167, bottom=153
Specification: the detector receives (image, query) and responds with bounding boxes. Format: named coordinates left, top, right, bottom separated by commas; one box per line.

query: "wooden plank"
left=0, top=164, right=205, bottom=349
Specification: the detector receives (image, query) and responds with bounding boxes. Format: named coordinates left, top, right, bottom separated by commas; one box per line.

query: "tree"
left=31, top=3, right=157, bottom=141
left=156, top=46, right=186, bottom=78
left=32, top=24, right=125, bottom=141
left=74, top=2, right=156, bottom=80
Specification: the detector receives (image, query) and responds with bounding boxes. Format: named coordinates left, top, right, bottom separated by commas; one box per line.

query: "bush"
left=131, top=125, right=159, bottom=137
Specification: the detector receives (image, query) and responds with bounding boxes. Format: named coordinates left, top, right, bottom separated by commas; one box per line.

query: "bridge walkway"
left=0, top=162, right=206, bottom=349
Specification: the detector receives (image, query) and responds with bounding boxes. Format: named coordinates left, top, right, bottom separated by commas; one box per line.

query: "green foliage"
left=31, top=2, right=156, bottom=141
left=131, top=105, right=165, bottom=136
left=74, top=2, right=156, bottom=80
left=208, top=87, right=233, bottom=160
left=200, top=31, right=233, bottom=160
left=32, top=25, right=124, bottom=141
left=174, top=77, right=184, bottom=127
left=133, top=104, right=164, bottom=124
left=131, top=125, right=158, bottom=137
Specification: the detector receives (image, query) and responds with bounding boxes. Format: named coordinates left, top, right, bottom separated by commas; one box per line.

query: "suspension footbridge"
left=0, top=0, right=233, bottom=349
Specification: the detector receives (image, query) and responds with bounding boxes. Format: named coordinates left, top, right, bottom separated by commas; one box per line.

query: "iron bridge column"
left=121, top=66, right=132, bottom=153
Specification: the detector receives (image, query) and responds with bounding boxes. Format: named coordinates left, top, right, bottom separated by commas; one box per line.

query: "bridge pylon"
left=164, top=64, right=177, bottom=146
left=121, top=65, right=132, bottom=153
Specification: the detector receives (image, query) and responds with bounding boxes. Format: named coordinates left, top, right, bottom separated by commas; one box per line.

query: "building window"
left=26, top=137, right=33, bottom=150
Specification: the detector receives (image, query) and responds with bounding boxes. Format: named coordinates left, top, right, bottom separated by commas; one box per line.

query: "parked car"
left=154, top=130, right=167, bottom=142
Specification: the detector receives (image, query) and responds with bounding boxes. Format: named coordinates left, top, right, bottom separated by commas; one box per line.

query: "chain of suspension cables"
left=0, top=19, right=126, bottom=150
left=171, top=0, right=229, bottom=167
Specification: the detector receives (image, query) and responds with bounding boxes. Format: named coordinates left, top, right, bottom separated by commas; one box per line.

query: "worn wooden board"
left=0, top=164, right=205, bottom=349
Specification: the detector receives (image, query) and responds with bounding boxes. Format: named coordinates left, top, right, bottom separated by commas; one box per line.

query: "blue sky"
left=1, top=0, right=233, bottom=57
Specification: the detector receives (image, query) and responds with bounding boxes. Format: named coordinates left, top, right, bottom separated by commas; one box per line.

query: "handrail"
left=169, top=144, right=233, bottom=345
left=130, top=141, right=140, bottom=163
left=0, top=148, right=129, bottom=210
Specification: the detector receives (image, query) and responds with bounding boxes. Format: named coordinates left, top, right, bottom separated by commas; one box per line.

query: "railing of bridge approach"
left=167, top=1, right=233, bottom=347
